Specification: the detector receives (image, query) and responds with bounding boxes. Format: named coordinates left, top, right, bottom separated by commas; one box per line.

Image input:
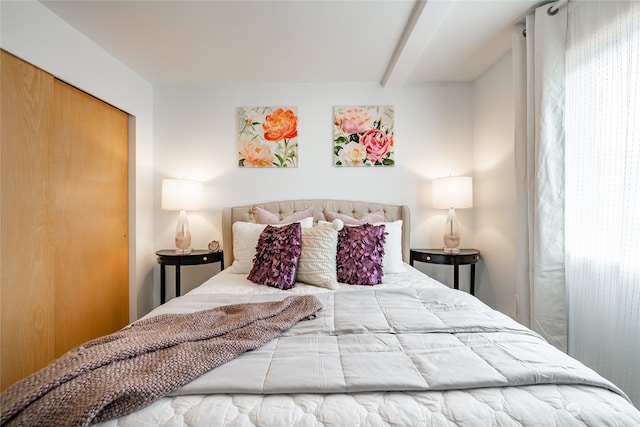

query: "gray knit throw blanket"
left=1, top=295, right=322, bottom=427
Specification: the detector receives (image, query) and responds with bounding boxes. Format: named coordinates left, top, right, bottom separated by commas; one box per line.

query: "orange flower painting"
left=333, top=105, right=394, bottom=167
left=238, top=106, right=299, bottom=167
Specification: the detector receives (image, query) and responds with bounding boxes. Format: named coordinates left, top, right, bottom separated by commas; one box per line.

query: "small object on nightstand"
left=410, top=248, right=480, bottom=295
left=156, top=249, right=224, bottom=304
left=208, top=240, right=220, bottom=252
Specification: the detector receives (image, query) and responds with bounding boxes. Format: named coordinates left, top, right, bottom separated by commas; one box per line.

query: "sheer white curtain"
left=565, top=1, right=640, bottom=407
left=515, top=0, right=640, bottom=406
left=513, top=2, right=568, bottom=351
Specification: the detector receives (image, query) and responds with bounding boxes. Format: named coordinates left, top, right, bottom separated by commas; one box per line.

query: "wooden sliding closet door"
left=50, top=79, right=129, bottom=355
left=0, top=50, right=129, bottom=390
left=1, top=50, right=56, bottom=390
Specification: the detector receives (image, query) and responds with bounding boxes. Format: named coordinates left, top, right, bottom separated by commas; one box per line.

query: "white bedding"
left=98, top=266, right=640, bottom=427
left=189, top=261, right=447, bottom=296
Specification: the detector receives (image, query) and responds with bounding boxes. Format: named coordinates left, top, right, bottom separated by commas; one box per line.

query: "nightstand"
left=156, top=250, right=224, bottom=303
left=410, top=249, right=480, bottom=295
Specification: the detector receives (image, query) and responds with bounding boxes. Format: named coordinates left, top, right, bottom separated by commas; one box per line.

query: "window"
left=565, top=2, right=639, bottom=405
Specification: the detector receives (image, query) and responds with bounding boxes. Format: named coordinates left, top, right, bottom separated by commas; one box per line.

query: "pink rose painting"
left=333, top=105, right=394, bottom=167
left=238, top=106, right=298, bottom=167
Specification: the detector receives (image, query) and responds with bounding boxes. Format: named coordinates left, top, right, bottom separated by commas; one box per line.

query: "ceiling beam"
left=381, top=0, right=454, bottom=87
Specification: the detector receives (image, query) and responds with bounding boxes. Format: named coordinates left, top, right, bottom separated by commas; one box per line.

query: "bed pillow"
left=319, top=219, right=405, bottom=274
left=228, top=217, right=313, bottom=274
left=372, top=220, right=405, bottom=274
left=336, top=223, right=386, bottom=285
left=323, top=210, right=385, bottom=225
left=253, top=206, right=314, bottom=225
left=248, top=222, right=302, bottom=290
left=296, top=223, right=340, bottom=290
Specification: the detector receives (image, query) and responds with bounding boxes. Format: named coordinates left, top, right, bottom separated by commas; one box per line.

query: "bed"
left=2, top=199, right=639, bottom=426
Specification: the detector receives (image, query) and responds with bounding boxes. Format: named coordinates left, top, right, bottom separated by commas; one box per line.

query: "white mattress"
left=98, top=265, right=640, bottom=427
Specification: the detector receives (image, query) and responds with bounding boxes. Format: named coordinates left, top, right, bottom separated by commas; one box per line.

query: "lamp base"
left=442, top=207, right=461, bottom=254
left=174, top=209, right=193, bottom=255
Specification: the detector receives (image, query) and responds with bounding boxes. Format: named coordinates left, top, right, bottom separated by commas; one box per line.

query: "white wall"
left=1, top=1, right=518, bottom=318
left=0, top=0, right=156, bottom=320
left=153, top=83, right=477, bottom=297
left=472, top=51, right=521, bottom=323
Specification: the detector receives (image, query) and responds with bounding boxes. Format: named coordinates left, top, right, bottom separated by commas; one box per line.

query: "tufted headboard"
left=221, top=199, right=410, bottom=268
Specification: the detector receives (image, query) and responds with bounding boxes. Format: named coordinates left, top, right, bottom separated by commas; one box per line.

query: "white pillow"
left=296, top=223, right=339, bottom=290
left=373, top=220, right=405, bottom=274
left=227, top=217, right=313, bottom=274
left=319, top=219, right=405, bottom=274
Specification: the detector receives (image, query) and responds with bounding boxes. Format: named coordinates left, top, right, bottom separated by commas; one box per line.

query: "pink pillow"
left=248, top=222, right=302, bottom=290
left=323, top=210, right=385, bottom=225
left=253, top=206, right=314, bottom=225
left=336, top=223, right=386, bottom=285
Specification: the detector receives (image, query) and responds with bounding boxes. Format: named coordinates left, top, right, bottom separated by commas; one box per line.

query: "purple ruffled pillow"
left=336, top=223, right=386, bottom=285
left=248, top=222, right=302, bottom=290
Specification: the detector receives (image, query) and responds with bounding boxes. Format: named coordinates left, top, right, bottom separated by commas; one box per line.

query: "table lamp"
left=161, top=178, right=203, bottom=254
left=432, top=176, right=473, bottom=253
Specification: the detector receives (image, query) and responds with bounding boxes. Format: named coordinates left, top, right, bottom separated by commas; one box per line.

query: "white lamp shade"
left=161, top=178, right=203, bottom=211
left=432, top=176, right=473, bottom=209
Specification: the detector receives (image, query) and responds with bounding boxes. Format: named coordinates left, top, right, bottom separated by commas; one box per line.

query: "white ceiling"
left=41, top=0, right=538, bottom=86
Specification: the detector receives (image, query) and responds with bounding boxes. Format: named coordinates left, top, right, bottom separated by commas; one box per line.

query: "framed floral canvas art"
left=237, top=106, right=298, bottom=167
left=333, top=105, right=394, bottom=167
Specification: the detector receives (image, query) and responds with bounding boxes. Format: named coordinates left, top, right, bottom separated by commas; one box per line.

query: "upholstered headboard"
left=222, top=199, right=410, bottom=268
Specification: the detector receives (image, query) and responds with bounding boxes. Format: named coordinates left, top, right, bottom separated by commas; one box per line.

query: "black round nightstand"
left=409, top=249, right=480, bottom=295
left=156, top=250, right=224, bottom=303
